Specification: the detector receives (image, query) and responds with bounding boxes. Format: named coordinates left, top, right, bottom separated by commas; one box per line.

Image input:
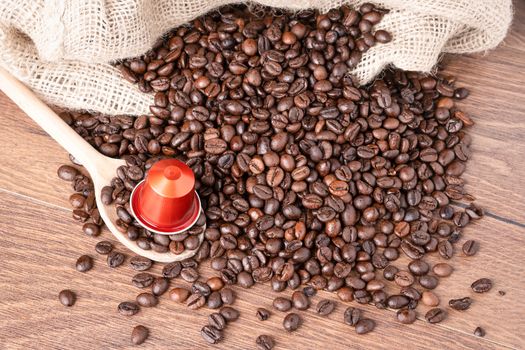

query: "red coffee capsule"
left=130, top=159, right=201, bottom=234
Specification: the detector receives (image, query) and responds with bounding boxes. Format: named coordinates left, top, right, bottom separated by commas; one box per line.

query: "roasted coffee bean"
left=208, top=312, right=227, bottom=330
left=107, top=251, right=125, bottom=268
left=462, top=240, right=478, bottom=256
left=186, top=293, right=206, bottom=309
left=474, top=327, right=486, bottom=337
left=130, top=256, right=152, bottom=271
left=471, top=278, right=492, bottom=293
left=132, top=273, right=155, bottom=288
left=57, top=165, right=79, bottom=181
left=82, top=223, right=100, bottom=237
left=355, top=319, right=375, bottom=334
left=283, top=313, right=301, bottom=332
left=421, top=291, right=440, bottom=307
left=220, top=306, right=240, bottom=321
left=343, top=307, right=361, bottom=326
left=419, top=275, right=439, bottom=290
left=162, top=262, right=182, bottom=278
left=181, top=267, right=200, bottom=282
left=201, top=325, right=223, bottom=344
left=396, top=309, right=416, bottom=324
left=425, top=308, right=447, bottom=323
left=220, top=288, right=235, bottom=305
left=292, top=291, right=310, bottom=310
left=449, top=297, right=473, bottom=310
left=131, top=325, right=149, bottom=345
left=433, top=263, right=453, bottom=277
left=136, top=292, right=158, bottom=307
left=95, top=241, right=113, bottom=255
left=169, top=287, right=190, bottom=303
left=316, top=299, right=336, bottom=316
left=76, top=255, right=93, bottom=272
left=256, top=308, right=271, bottom=321
left=256, top=335, right=274, bottom=350
left=118, top=301, right=140, bottom=316
left=273, top=297, right=292, bottom=312
left=58, top=289, right=76, bottom=307
left=152, top=278, right=170, bottom=296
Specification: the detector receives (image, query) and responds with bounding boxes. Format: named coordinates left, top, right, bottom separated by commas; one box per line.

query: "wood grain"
left=0, top=2, right=524, bottom=349
left=0, top=191, right=523, bottom=350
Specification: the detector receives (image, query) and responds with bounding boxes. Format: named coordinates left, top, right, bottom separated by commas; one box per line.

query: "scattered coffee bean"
left=95, top=241, right=113, bottom=255
left=169, top=287, right=190, bottom=303
left=220, top=306, right=240, bottom=321
left=355, top=319, right=376, bottom=334
left=471, top=278, right=493, bottom=293
left=474, top=326, right=486, bottom=337
left=58, top=289, right=75, bottom=307
left=462, top=240, right=478, bottom=256
left=273, top=297, right=292, bottom=312
left=396, top=309, right=416, bottom=324
left=107, top=251, right=125, bottom=268
left=132, top=273, right=155, bottom=288
left=208, top=312, right=226, bottom=330
left=75, top=255, right=93, bottom=272
left=449, top=297, right=472, bottom=310
left=256, top=308, right=270, bottom=321
left=283, top=313, right=301, bottom=332
left=343, top=307, right=361, bottom=326
left=151, top=278, right=169, bottom=296
left=118, top=301, right=140, bottom=316
left=316, top=299, right=336, bottom=316
left=256, top=335, right=274, bottom=350
left=136, top=292, right=158, bottom=307
left=201, top=325, right=223, bottom=344
left=425, top=308, right=447, bottom=323
left=131, top=325, right=149, bottom=345
left=130, top=256, right=152, bottom=271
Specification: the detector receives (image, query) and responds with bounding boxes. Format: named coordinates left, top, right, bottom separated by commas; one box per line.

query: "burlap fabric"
left=0, top=0, right=513, bottom=116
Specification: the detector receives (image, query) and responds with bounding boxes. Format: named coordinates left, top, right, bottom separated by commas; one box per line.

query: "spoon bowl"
left=0, top=67, right=203, bottom=262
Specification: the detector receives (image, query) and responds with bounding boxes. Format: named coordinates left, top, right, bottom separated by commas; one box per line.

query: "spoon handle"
left=0, top=66, right=105, bottom=174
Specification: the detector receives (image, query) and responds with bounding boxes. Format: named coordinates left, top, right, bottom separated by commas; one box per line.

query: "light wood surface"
left=0, top=2, right=524, bottom=349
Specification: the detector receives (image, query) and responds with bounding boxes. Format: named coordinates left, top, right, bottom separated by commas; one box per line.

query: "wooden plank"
left=0, top=191, right=523, bottom=350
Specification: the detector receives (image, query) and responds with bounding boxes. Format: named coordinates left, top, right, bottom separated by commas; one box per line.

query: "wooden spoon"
left=0, top=66, right=202, bottom=262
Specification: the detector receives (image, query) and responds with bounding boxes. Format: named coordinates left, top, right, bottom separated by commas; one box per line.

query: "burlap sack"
left=0, top=0, right=513, bottom=116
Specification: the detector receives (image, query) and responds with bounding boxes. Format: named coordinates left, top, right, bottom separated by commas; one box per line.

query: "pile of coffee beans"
left=53, top=3, right=495, bottom=347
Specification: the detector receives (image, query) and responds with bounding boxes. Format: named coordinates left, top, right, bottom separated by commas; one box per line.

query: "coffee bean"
left=208, top=312, right=226, bottom=330
left=283, top=313, right=301, bottom=332
left=220, top=306, right=240, bottom=322
left=131, top=325, right=149, bottom=345
left=181, top=267, right=199, bottom=282
left=462, top=240, right=478, bottom=256
left=118, top=301, right=140, bottom=316
left=421, top=291, right=440, bottom=307
left=162, top=262, right=182, bottom=278
left=291, top=291, right=310, bottom=310
left=474, top=327, right=486, bottom=337
left=471, top=278, right=492, bottom=293
left=57, top=165, right=79, bottom=181
left=207, top=291, right=223, bottom=309
left=107, top=251, right=125, bottom=268
left=220, top=288, right=235, bottom=305
left=186, top=293, right=206, bottom=309
left=151, top=278, right=170, bottom=296
left=76, top=255, right=93, bottom=272
left=129, top=256, right=152, bottom=271
left=396, top=309, right=416, bottom=324
left=136, top=292, right=158, bottom=307
left=433, top=263, right=453, bottom=277
left=419, top=275, right=439, bottom=289
left=169, top=287, right=190, bottom=303
left=394, top=270, right=414, bottom=287
left=449, top=297, right=472, bottom=310
left=256, top=308, right=270, bottom=321
left=355, top=319, right=375, bottom=334
left=256, top=335, right=274, bottom=350
left=82, top=223, right=100, bottom=236
left=425, top=308, right=447, bottom=323
left=201, top=325, right=223, bottom=344
left=58, top=289, right=75, bottom=307
left=343, top=307, right=361, bottom=326
left=273, top=297, right=292, bottom=312
left=316, top=299, right=336, bottom=316
left=132, top=273, right=155, bottom=288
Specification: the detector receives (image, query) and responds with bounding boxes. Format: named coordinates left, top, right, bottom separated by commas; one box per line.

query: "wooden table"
left=1, top=4, right=524, bottom=349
